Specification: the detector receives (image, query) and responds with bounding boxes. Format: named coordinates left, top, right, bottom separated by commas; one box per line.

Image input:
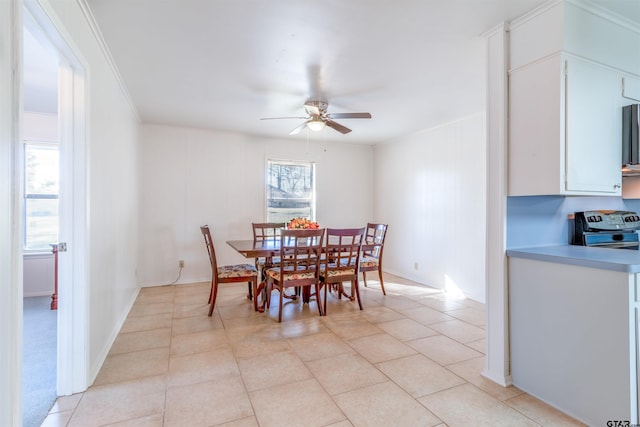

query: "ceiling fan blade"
left=260, top=116, right=308, bottom=120
left=326, top=120, right=352, bottom=134
left=289, top=121, right=310, bottom=135
left=327, top=112, right=371, bottom=119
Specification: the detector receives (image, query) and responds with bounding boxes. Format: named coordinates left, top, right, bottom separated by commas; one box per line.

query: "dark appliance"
left=573, top=210, right=640, bottom=249
left=623, top=104, right=640, bottom=165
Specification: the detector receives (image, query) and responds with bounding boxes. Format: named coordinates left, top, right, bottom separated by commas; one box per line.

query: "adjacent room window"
left=266, top=159, right=316, bottom=223
left=24, top=142, right=59, bottom=251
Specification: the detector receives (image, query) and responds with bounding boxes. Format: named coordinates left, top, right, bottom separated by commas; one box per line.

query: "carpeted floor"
left=23, top=296, right=57, bottom=427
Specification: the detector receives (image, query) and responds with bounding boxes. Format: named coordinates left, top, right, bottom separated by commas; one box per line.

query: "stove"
left=572, top=210, right=640, bottom=249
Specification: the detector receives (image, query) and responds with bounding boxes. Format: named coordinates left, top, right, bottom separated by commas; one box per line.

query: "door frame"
left=23, top=0, right=89, bottom=397
left=0, top=1, right=24, bottom=424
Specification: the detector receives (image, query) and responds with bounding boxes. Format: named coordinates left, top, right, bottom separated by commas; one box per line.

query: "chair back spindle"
left=252, top=222, right=285, bottom=243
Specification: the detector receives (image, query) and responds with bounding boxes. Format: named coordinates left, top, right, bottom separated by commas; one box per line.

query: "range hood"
left=622, top=164, right=640, bottom=176
left=622, top=104, right=640, bottom=176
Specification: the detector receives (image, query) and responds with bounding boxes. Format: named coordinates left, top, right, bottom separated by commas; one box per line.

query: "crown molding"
left=75, top=0, right=140, bottom=120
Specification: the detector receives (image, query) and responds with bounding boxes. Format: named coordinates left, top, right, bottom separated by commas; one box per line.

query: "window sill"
left=24, top=251, right=54, bottom=258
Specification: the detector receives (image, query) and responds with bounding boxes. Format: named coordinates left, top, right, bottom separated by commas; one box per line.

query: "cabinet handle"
left=614, top=183, right=621, bottom=189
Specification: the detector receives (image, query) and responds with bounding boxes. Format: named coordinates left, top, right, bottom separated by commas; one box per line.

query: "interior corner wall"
left=373, top=113, right=487, bottom=302
left=138, top=124, right=374, bottom=287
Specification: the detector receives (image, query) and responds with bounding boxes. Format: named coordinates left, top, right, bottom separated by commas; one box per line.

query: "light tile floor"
left=41, top=273, right=585, bottom=427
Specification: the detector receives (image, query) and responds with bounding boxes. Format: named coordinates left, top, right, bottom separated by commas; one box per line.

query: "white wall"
left=23, top=110, right=57, bottom=141
left=23, top=254, right=54, bottom=297
left=139, top=124, right=373, bottom=286
left=374, top=113, right=487, bottom=302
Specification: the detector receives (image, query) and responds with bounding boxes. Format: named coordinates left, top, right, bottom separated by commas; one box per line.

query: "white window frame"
left=23, top=140, right=59, bottom=252
left=266, top=159, right=316, bottom=223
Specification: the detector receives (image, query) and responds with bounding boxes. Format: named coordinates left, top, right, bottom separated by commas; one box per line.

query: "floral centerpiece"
left=287, top=217, right=320, bottom=229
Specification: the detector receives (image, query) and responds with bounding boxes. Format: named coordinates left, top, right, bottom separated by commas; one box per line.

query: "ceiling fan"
left=261, top=100, right=372, bottom=135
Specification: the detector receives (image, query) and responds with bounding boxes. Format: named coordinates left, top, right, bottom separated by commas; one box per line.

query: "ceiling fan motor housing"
left=305, top=100, right=328, bottom=115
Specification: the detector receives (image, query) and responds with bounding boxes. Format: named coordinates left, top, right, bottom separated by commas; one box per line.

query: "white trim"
left=571, top=0, right=640, bottom=36
left=140, top=277, right=210, bottom=288
left=24, top=292, right=52, bottom=298
left=0, top=0, right=23, bottom=425
left=510, top=0, right=640, bottom=37
left=483, top=22, right=511, bottom=387
left=23, top=251, right=54, bottom=259
left=57, top=59, right=89, bottom=395
left=24, top=0, right=90, bottom=395
left=508, top=0, right=560, bottom=31
left=75, top=0, right=139, bottom=120
left=509, top=50, right=640, bottom=81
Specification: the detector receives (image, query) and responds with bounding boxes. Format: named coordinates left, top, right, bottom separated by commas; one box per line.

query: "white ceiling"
left=24, top=0, right=640, bottom=143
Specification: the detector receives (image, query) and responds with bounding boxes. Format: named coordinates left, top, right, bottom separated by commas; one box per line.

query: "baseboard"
left=139, top=276, right=210, bottom=287
left=23, top=291, right=53, bottom=298
left=481, top=368, right=512, bottom=387
left=88, top=287, right=140, bottom=386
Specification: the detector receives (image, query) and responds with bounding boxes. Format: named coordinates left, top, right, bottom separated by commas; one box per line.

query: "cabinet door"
left=509, top=258, right=635, bottom=425
left=508, top=55, right=563, bottom=196
left=565, top=58, right=622, bottom=193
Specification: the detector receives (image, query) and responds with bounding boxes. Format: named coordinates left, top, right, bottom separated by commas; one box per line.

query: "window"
left=24, top=142, right=59, bottom=251
left=266, top=159, right=315, bottom=223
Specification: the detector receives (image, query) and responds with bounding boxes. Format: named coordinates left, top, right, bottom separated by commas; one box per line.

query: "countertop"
left=506, top=245, right=640, bottom=273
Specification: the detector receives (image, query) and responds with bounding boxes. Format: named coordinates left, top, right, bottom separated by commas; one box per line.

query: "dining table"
left=227, top=238, right=376, bottom=262
left=226, top=239, right=280, bottom=261
left=227, top=236, right=375, bottom=313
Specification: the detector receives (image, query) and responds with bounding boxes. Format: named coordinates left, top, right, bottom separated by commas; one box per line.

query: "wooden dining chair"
left=320, top=227, right=365, bottom=314
left=252, top=222, right=285, bottom=242
left=360, top=223, right=388, bottom=295
left=251, top=222, right=285, bottom=269
left=265, top=228, right=325, bottom=322
left=251, top=222, right=286, bottom=301
left=200, top=225, right=259, bottom=315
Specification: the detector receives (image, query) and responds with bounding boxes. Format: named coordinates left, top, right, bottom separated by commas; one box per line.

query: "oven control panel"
left=576, top=210, right=640, bottom=231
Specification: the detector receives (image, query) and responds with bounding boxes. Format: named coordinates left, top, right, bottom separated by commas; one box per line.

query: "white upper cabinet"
left=509, top=55, right=563, bottom=196
left=565, top=57, right=622, bottom=193
left=509, top=1, right=640, bottom=74
left=509, top=54, right=622, bottom=196
left=506, top=0, right=639, bottom=196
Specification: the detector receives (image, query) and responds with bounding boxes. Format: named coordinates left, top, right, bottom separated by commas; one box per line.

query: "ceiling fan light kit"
left=306, top=119, right=326, bottom=132
left=262, top=99, right=371, bottom=136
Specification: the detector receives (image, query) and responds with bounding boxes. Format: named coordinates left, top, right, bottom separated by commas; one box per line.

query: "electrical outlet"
left=178, top=260, right=184, bottom=268
left=414, top=262, right=419, bottom=270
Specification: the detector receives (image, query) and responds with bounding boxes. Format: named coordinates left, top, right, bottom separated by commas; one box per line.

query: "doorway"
left=20, top=0, right=89, bottom=424
left=21, top=22, right=59, bottom=427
